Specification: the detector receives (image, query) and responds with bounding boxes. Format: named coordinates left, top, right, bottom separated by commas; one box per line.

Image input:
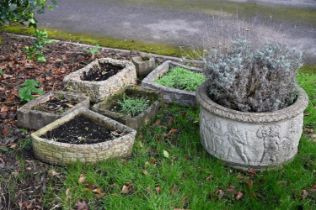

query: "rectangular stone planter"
left=92, top=86, right=160, bottom=130
left=31, top=108, right=137, bottom=166
left=63, top=58, right=137, bottom=102
left=141, top=60, right=203, bottom=106
left=17, top=91, right=90, bottom=130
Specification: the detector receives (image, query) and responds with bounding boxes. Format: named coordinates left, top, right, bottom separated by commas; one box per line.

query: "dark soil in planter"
left=32, top=96, right=78, bottom=114
left=81, top=62, right=124, bottom=81
left=43, top=115, right=124, bottom=144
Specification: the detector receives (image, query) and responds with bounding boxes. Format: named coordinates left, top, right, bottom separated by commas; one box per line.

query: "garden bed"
left=0, top=33, right=316, bottom=209
left=93, top=86, right=160, bottom=129
left=63, top=58, right=137, bottom=102
left=31, top=108, right=136, bottom=165
left=142, top=61, right=205, bottom=106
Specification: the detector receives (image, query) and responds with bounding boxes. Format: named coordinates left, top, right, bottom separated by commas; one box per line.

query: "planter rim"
left=196, top=81, right=309, bottom=123
left=142, top=60, right=203, bottom=95
left=18, top=91, right=89, bottom=116
left=63, top=57, right=135, bottom=85
left=31, top=108, right=136, bottom=149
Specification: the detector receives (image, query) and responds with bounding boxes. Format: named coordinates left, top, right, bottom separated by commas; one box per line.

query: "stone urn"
left=196, top=81, right=309, bottom=170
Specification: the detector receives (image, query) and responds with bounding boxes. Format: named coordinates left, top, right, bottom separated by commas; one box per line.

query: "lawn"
left=29, top=69, right=316, bottom=209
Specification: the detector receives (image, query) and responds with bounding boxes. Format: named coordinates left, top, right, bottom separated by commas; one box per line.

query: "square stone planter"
left=132, top=55, right=156, bottom=79
left=141, top=60, right=203, bottom=106
left=31, top=108, right=137, bottom=165
left=92, top=86, right=160, bottom=130
left=17, top=91, right=90, bottom=130
left=63, top=58, right=137, bottom=102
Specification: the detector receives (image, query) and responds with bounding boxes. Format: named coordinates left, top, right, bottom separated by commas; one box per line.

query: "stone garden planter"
left=63, top=58, right=137, bottom=102
left=196, top=81, right=309, bottom=170
left=31, top=108, right=137, bottom=165
left=92, top=86, right=160, bottom=130
left=142, top=60, right=203, bottom=106
left=132, top=56, right=156, bottom=78
left=17, top=91, right=89, bottom=130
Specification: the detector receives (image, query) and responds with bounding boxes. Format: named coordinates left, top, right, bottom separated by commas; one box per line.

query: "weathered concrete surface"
left=93, top=86, right=160, bottom=130
left=63, top=58, right=137, bottom=102
left=38, top=0, right=316, bottom=63
left=17, top=91, right=90, bottom=130
left=142, top=61, right=203, bottom=106
left=196, top=81, right=309, bottom=170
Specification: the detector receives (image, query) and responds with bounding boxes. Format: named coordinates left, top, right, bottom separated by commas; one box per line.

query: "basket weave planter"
left=63, top=58, right=137, bottom=102
left=197, top=81, right=309, bottom=170
left=31, top=108, right=137, bottom=165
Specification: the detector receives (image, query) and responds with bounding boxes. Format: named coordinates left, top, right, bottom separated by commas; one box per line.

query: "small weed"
left=18, top=79, right=44, bottom=102
left=117, top=94, right=150, bottom=117
left=156, top=67, right=205, bottom=91
left=86, top=44, right=101, bottom=56
left=0, top=68, right=4, bottom=76
left=24, top=29, right=54, bottom=63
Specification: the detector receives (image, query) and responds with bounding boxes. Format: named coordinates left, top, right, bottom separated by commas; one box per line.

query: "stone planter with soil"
left=196, top=81, right=309, bottom=170
left=142, top=60, right=204, bottom=106
left=92, top=86, right=160, bottom=130
left=31, top=108, right=137, bottom=165
left=17, top=91, right=90, bottom=130
left=63, top=58, right=137, bottom=102
left=132, top=55, right=156, bottom=78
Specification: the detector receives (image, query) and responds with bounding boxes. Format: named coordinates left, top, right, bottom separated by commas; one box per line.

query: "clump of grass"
left=156, top=67, right=205, bottom=91
left=117, top=95, right=150, bottom=117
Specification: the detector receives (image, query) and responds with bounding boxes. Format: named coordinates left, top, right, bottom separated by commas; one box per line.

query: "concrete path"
left=38, top=0, right=316, bottom=63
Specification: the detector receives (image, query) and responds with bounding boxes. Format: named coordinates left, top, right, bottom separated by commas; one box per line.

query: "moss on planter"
left=0, top=25, right=191, bottom=57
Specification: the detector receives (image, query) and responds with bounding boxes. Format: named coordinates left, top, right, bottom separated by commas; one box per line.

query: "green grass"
left=156, top=67, right=205, bottom=91
left=0, top=25, right=189, bottom=57
left=39, top=65, right=316, bottom=209
left=117, top=95, right=150, bottom=117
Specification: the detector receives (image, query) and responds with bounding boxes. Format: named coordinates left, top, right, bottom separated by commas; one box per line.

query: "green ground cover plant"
left=18, top=79, right=44, bottom=102
left=117, top=95, right=150, bottom=117
left=156, top=67, right=205, bottom=91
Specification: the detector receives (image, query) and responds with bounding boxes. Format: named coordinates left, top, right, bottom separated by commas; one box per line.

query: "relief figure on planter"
left=225, top=124, right=250, bottom=163
left=200, top=116, right=225, bottom=154
left=257, top=125, right=281, bottom=163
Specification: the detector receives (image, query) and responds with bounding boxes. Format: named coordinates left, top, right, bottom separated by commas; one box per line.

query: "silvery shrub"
left=204, top=40, right=302, bottom=112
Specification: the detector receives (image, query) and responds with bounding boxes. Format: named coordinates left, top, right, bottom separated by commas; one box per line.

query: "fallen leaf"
left=216, top=189, right=225, bottom=199
left=121, top=183, right=133, bottom=194
left=75, top=200, right=89, bottom=210
left=2, top=126, right=10, bottom=137
left=302, top=190, right=309, bottom=199
left=78, top=174, right=86, bottom=184
left=163, top=150, right=170, bottom=159
left=121, top=185, right=130, bottom=194
left=92, top=187, right=105, bottom=198
left=156, top=186, right=161, bottom=194
left=235, top=191, right=243, bottom=200
left=48, top=169, right=60, bottom=177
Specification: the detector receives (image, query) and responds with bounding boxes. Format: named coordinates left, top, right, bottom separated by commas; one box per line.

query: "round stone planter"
left=196, top=81, right=309, bottom=170
left=31, top=108, right=136, bottom=165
